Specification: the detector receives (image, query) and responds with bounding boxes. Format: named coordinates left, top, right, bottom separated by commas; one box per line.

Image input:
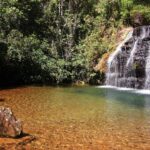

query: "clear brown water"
left=0, top=86, right=150, bottom=150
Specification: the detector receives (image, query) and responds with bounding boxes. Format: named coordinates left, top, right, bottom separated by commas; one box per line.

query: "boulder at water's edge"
left=0, top=107, right=22, bottom=138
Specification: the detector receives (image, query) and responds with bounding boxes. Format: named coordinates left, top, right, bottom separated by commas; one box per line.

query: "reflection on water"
left=0, top=86, right=150, bottom=149
left=104, top=88, right=147, bottom=108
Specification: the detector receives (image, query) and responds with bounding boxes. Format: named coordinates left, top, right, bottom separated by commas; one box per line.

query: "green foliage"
left=130, top=5, right=150, bottom=23
left=0, top=0, right=149, bottom=85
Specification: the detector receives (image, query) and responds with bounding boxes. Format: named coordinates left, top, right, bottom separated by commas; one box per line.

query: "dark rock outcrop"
left=131, top=13, right=149, bottom=27
left=132, top=13, right=144, bottom=27
left=0, top=107, right=22, bottom=138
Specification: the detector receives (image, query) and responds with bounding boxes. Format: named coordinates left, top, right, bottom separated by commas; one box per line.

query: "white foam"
left=135, top=90, right=150, bottom=95
left=98, top=86, right=150, bottom=95
left=98, top=85, right=116, bottom=89
left=98, top=85, right=134, bottom=91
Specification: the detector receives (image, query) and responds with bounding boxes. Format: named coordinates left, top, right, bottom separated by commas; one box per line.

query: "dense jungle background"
left=0, top=0, right=150, bottom=86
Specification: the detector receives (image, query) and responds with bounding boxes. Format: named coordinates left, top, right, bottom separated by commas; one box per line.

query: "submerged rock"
left=0, top=107, right=22, bottom=138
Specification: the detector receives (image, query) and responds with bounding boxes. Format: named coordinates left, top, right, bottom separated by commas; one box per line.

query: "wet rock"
left=74, top=80, right=86, bottom=86
left=0, top=107, right=22, bottom=138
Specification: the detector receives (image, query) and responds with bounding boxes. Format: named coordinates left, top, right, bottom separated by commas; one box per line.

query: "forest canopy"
left=0, top=0, right=150, bottom=85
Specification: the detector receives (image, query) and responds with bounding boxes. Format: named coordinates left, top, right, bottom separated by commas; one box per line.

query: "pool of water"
left=0, top=86, right=150, bottom=149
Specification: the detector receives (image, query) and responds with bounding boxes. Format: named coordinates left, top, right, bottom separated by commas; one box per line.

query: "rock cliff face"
left=106, top=26, right=150, bottom=89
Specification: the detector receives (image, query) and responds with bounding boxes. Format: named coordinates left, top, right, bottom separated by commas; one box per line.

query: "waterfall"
left=106, top=31, right=133, bottom=86
left=106, top=26, right=150, bottom=89
left=126, top=40, right=139, bottom=67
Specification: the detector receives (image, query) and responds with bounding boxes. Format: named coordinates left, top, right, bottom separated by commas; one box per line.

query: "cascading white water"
left=106, top=30, right=133, bottom=86
left=107, top=31, right=133, bottom=65
left=126, top=40, right=139, bottom=67
left=106, top=26, right=150, bottom=89
left=126, top=27, right=150, bottom=67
